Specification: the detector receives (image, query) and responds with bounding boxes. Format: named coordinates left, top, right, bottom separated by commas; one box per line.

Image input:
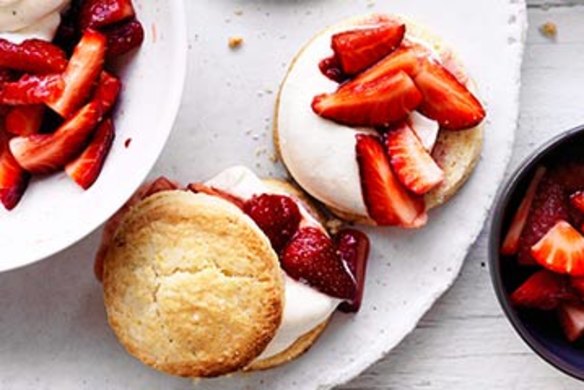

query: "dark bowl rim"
left=489, top=123, right=584, bottom=382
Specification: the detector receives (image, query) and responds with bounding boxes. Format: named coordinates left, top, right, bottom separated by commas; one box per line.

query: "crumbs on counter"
left=124, top=138, right=132, bottom=148
left=228, top=35, right=244, bottom=49
left=539, top=22, right=557, bottom=39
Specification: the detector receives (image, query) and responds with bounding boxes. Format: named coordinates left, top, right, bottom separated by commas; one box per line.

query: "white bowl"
left=0, top=0, right=188, bottom=272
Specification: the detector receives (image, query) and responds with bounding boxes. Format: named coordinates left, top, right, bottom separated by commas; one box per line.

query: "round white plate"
left=0, top=0, right=187, bottom=272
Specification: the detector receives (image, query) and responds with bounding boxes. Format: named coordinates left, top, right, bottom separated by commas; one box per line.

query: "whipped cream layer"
left=0, top=0, right=69, bottom=43
left=277, top=18, right=448, bottom=218
left=205, top=166, right=341, bottom=361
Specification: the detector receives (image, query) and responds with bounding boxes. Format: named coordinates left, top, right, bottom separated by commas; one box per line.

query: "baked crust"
left=274, top=14, right=484, bottom=223
left=102, top=191, right=284, bottom=378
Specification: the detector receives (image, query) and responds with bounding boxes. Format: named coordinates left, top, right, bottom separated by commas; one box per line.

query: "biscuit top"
left=102, top=191, right=284, bottom=378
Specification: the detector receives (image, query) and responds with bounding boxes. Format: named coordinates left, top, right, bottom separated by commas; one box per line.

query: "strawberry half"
left=65, top=117, right=115, bottom=190
left=104, top=19, right=145, bottom=58
left=558, top=303, right=584, bottom=342
left=518, top=174, right=569, bottom=265
left=356, top=133, right=427, bottom=227
left=0, top=74, right=64, bottom=105
left=531, top=220, right=584, bottom=276
left=5, top=105, right=45, bottom=136
left=0, top=131, right=29, bottom=210
left=312, top=71, right=422, bottom=127
left=385, top=122, right=444, bottom=195
left=10, top=101, right=103, bottom=174
left=570, top=191, right=584, bottom=214
left=79, top=0, right=136, bottom=30
left=187, top=183, right=246, bottom=210
left=0, top=39, right=67, bottom=74
left=243, top=194, right=302, bottom=253
left=501, top=167, right=547, bottom=255
left=510, top=270, right=574, bottom=310
left=48, top=29, right=107, bottom=118
left=281, top=227, right=356, bottom=299
left=336, top=229, right=370, bottom=312
left=319, top=56, right=348, bottom=83
left=352, top=45, right=427, bottom=85
left=92, top=71, right=121, bottom=114
left=413, top=59, right=485, bottom=130
left=331, top=22, right=405, bottom=75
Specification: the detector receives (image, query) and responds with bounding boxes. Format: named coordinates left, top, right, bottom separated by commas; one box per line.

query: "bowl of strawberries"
left=0, top=0, right=187, bottom=271
left=491, top=125, right=584, bottom=381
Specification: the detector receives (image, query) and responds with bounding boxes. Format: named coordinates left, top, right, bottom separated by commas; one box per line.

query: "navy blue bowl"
left=489, top=125, right=584, bottom=381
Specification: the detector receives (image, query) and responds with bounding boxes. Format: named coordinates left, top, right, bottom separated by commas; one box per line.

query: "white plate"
left=0, top=0, right=187, bottom=272
left=0, top=0, right=526, bottom=389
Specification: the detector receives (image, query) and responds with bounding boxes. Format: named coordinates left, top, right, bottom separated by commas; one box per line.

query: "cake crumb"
left=366, top=0, right=376, bottom=7
left=228, top=35, right=244, bottom=49
left=234, top=9, right=243, bottom=16
left=539, top=22, right=557, bottom=39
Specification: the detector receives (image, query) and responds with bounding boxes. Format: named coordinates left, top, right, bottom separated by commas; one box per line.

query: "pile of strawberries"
left=313, top=17, right=486, bottom=227
left=0, top=0, right=144, bottom=210
left=502, top=163, right=584, bottom=342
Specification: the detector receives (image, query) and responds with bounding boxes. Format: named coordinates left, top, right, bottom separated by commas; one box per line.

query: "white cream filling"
left=205, top=166, right=341, bottom=361
left=277, top=21, right=442, bottom=218
left=0, top=0, right=68, bottom=42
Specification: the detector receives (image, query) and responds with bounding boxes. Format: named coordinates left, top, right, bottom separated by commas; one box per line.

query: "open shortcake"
left=95, top=166, right=370, bottom=377
left=275, top=14, right=486, bottom=227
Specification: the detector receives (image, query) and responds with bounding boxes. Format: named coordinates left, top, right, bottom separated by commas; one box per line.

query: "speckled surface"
left=0, top=0, right=526, bottom=389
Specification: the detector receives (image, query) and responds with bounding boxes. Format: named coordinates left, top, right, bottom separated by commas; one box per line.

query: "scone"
left=97, top=166, right=370, bottom=377
left=275, top=13, right=486, bottom=227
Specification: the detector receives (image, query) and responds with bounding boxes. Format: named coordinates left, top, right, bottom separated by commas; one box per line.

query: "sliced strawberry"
left=570, top=191, right=584, bottom=214
left=0, top=131, right=29, bottom=210
left=0, top=39, right=67, bottom=74
left=319, top=56, right=348, bottom=83
left=187, top=183, right=246, bottom=210
left=531, top=220, right=584, bottom=276
left=336, top=229, right=370, bottom=312
left=243, top=194, right=302, bottom=253
left=312, top=71, right=422, bottom=127
left=558, top=303, right=584, bottom=342
left=511, top=270, right=574, bottom=310
left=5, top=105, right=45, bottom=136
left=95, top=177, right=181, bottom=281
left=570, top=277, right=584, bottom=297
left=412, top=59, right=485, bottom=130
left=104, top=19, right=145, bottom=58
left=91, top=71, right=121, bottom=113
left=551, top=163, right=584, bottom=193
left=79, top=0, right=135, bottom=29
left=518, top=174, right=569, bottom=265
left=0, top=68, right=15, bottom=84
left=352, top=45, right=427, bottom=85
left=281, top=227, right=356, bottom=299
left=385, top=122, right=444, bottom=195
left=47, top=29, right=107, bottom=118
left=501, top=167, right=547, bottom=255
left=331, top=22, right=405, bottom=75
left=65, top=117, right=115, bottom=190
left=0, top=74, right=64, bottom=105
left=355, top=134, right=427, bottom=227
left=10, top=102, right=103, bottom=174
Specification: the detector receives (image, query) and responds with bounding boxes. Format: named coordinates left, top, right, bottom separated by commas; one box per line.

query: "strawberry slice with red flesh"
left=570, top=191, right=584, bottom=214
left=5, top=105, right=45, bottom=136
left=79, top=0, right=136, bottom=29
left=518, top=174, right=569, bottom=265
left=356, top=133, right=427, bottom=227
left=10, top=101, right=103, bottom=174
left=104, top=19, right=145, bottom=58
left=412, top=59, right=485, bottom=130
left=331, top=22, right=405, bottom=75
left=0, top=131, right=29, bottom=210
left=95, top=177, right=181, bottom=281
left=511, top=270, right=574, bottom=310
left=352, top=45, right=427, bottom=85
left=0, top=74, right=64, bottom=105
left=281, top=227, right=356, bottom=299
left=336, top=229, right=370, bottom=312
left=0, top=39, right=67, bottom=74
left=319, top=56, right=348, bottom=83
left=501, top=167, right=547, bottom=255
left=243, top=194, right=302, bottom=253
left=570, top=277, right=584, bottom=297
left=385, top=122, right=444, bottom=195
left=187, top=182, right=246, bottom=210
left=531, top=220, right=584, bottom=276
left=92, top=71, right=121, bottom=113
left=558, top=302, right=584, bottom=342
left=312, top=71, right=423, bottom=127
left=47, top=29, right=106, bottom=118
left=65, top=117, right=115, bottom=190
